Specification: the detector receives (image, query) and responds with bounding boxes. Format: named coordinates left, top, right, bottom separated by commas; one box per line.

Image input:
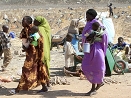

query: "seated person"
left=112, top=37, right=129, bottom=61
left=112, top=37, right=128, bottom=50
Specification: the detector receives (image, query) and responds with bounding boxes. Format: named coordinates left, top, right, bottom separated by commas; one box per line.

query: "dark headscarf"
left=86, top=9, right=97, bottom=18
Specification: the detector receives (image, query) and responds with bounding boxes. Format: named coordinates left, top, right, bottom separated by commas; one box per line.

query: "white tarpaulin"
left=96, top=11, right=109, bottom=19
left=102, top=18, right=115, bottom=43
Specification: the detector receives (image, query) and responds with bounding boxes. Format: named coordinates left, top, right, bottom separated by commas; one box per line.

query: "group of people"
left=64, top=8, right=131, bottom=96
left=0, top=16, right=51, bottom=94
left=64, top=9, right=108, bottom=96
left=0, top=8, right=127, bottom=96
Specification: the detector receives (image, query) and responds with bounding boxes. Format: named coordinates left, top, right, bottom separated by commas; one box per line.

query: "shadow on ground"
left=0, top=88, right=85, bottom=98
left=50, top=67, right=65, bottom=77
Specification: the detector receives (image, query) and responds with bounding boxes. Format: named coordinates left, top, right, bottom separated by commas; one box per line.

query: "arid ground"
left=0, top=2, right=131, bottom=98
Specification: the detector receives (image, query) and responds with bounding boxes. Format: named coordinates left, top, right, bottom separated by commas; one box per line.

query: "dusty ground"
left=0, top=2, right=131, bottom=98
left=0, top=38, right=131, bottom=98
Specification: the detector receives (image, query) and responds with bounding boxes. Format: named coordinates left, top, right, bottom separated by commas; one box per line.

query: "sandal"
left=9, top=89, right=19, bottom=95
left=9, top=89, right=16, bottom=95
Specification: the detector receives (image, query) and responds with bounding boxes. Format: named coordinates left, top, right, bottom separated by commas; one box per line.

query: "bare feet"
left=85, top=90, right=97, bottom=96
left=95, top=82, right=104, bottom=90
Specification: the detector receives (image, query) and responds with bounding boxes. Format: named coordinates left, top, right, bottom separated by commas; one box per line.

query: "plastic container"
left=9, top=32, right=15, bottom=38
left=83, top=43, right=90, bottom=53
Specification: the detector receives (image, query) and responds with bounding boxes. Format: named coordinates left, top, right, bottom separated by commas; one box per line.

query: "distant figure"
left=108, top=3, right=113, bottom=17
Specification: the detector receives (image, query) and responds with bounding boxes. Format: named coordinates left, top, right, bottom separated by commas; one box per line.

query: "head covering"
left=35, top=16, right=51, bottom=75
left=86, top=9, right=97, bottom=18
left=67, top=33, right=73, bottom=38
left=78, top=18, right=86, bottom=28
left=68, top=19, right=79, bottom=34
left=35, top=16, right=49, bottom=27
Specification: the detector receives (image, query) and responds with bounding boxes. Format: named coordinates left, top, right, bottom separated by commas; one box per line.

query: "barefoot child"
left=64, top=33, right=76, bottom=69
left=64, top=33, right=82, bottom=70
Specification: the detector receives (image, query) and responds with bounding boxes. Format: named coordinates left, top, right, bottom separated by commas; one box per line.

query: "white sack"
left=102, top=18, right=115, bottom=43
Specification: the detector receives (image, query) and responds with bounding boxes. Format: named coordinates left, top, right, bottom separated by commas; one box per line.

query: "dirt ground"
left=0, top=2, right=131, bottom=98
left=0, top=38, right=131, bottom=98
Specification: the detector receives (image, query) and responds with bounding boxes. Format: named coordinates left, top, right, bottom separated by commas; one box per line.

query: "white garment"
left=64, top=41, right=76, bottom=67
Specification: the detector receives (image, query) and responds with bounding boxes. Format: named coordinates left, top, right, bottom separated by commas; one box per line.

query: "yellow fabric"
left=35, top=16, right=51, bottom=75
left=114, top=46, right=129, bottom=62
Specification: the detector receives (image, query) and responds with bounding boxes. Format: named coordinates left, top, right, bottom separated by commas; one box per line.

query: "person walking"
left=0, top=25, right=12, bottom=71
left=108, top=3, right=113, bottom=17
left=9, top=16, right=49, bottom=94
left=82, top=9, right=108, bottom=96
left=34, top=16, right=51, bottom=77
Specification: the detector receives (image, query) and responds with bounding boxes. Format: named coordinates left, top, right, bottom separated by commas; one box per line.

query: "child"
left=64, top=33, right=76, bottom=69
left=28, top=26, right=40, bottom=47
left=85, top=22, right=105, bottom=44
left=21, top=26, right=40, bottom=51
left=64, top=33, right=82, bottom=69
left=0, top=25, right=12, bottom=71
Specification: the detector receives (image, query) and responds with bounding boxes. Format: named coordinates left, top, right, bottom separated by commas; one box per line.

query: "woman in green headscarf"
left=34, top=16, right=51, bottom=76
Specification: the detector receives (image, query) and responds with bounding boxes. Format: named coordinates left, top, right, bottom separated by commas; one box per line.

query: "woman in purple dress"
left=82, top=9, right=108, bottom=96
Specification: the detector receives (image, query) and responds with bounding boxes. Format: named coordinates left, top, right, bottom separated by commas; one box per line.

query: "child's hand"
left=28, top=37, right=33, bottom=42
left=86, top=32, right=96, bottom=41
left=84, top=33, right=89, bottom=37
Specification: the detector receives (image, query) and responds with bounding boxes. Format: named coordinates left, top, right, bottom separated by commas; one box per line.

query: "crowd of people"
left=0, top=7, right=130, bottom=96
